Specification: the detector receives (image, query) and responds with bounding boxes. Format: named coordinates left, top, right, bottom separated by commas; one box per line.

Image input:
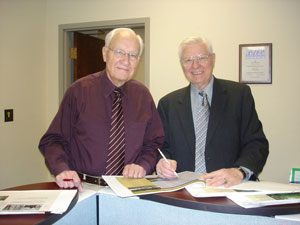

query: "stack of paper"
left=185, top=180, right=300, bottom=208
left=0, top=189, right=77, bottom=214
left=227, top=192, right=300, bottom=208
left=103, top=171, right=204, bottom=197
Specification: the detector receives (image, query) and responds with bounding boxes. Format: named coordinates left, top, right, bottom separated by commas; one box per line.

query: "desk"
left=2, top=183, right=300, bottom=225
left=0, top=182, right=78, bottom=225
left=97, top=192, right=300, bottom=225
left=141, top=188, right=300, bottom=217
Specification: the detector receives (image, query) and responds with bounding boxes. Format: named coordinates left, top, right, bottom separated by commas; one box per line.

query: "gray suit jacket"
left=157, top=78, right=269, bottom=179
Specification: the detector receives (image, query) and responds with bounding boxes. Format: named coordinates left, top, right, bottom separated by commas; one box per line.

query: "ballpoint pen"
left=158, top=148, right=179, bottom=177
left=63, top=179, right=73, bottom=182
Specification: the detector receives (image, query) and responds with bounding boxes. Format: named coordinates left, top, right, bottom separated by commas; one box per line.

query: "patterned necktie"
left=105, top=88, right=125, bottom=175
left=195, top=91, right=210, bottom=174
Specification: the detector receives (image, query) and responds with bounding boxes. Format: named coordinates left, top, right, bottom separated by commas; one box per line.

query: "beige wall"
left=0, top=0, right=49, bottom=189
left=1, top=0, right=299, bottom=189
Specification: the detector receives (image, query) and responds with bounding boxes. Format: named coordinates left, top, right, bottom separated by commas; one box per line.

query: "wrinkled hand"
left=200, top=168, right=244, bottom=188
left=156, top=158, right=177, bottom=179
left=55, top=170, right=83, bottom=192
left=123, top=164, right=146, bottom=178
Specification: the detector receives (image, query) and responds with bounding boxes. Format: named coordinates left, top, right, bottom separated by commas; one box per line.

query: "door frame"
left=58, top=18, right=150, bottom=101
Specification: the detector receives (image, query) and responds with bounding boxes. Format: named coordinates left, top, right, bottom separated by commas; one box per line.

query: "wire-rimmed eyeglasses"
left=181, top=54, right=211, bottom=66
left=107, top=46, right=139, bottom=62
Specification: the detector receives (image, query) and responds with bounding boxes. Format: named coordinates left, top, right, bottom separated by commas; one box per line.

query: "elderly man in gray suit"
left=156, top=36, right=269, bottom=187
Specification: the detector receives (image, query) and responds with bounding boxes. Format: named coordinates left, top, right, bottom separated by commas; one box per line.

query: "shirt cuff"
left=241, top=166, right=253, bottom=181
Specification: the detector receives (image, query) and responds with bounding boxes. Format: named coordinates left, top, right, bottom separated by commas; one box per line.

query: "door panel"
left=73, top=32, right=106, bottom=81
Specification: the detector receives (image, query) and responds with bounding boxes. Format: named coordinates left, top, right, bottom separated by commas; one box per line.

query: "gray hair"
left=105, top=28, right=144, bottom=57
left=178, top=36, right=213, bottom=59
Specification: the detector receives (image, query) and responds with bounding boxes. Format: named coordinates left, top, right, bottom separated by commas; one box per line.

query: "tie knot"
left=199, top=91, right=209, bottom=107
left=113, top=88, right=121, bottom=98
left=199, top=91, right=206, bottom=97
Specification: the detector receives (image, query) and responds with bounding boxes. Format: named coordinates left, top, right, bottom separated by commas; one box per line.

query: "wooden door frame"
left=58, top=18, right=150, bottom=101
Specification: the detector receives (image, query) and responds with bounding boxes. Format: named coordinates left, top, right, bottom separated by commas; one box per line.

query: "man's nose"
left=192, top=59, right=201, bottom=68
left=121, top=54, right=130, bottom=64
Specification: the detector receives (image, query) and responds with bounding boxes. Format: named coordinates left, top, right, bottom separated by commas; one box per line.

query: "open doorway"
left=58, top=18, right=149, bottom=101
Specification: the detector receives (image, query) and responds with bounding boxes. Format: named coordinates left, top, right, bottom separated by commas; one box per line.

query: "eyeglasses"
left=107, top=47, right=139, bottom=62
left=181, top=54, right=211, bottom=66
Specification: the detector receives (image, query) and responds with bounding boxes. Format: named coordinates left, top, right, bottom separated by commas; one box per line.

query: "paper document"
left=230, top=180, right=300, bottom=192
left=0, top=189, right=77, bottom=214
left=186, top=179, right=300, bottom=208
left=103, top=171, right=204, bottom=197
left=185, top=180, right=300, bottom=198
left=185, top=181, right=256, bottom=197
left=227, top=192, right=300, bottom=208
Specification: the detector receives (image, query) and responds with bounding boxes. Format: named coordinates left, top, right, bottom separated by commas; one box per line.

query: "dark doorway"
left=71, top=31, right=106, bottom=82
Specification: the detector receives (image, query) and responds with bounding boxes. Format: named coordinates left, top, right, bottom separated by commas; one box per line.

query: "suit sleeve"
left=235, top=85, right=269, bottom=177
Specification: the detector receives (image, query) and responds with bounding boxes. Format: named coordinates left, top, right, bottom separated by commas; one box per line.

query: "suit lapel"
left=206, top=78, right=227, bottom=146
left=176, top=86, right=195, bottom=153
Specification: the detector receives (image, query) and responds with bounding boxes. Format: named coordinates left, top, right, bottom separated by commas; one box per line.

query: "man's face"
left=180, top=41, right=215, bottom=90
left=102, top=31, right=140, bottom=87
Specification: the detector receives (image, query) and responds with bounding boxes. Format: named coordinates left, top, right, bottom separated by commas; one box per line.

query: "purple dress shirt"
left=39, top=70, right=164, bottom=176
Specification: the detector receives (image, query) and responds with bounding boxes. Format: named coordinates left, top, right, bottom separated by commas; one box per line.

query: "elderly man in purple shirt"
left=39, top=28, right=164, bottom=191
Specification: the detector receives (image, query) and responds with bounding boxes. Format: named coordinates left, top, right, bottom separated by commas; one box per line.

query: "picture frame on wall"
left=239, top=43, right=272, bottom=84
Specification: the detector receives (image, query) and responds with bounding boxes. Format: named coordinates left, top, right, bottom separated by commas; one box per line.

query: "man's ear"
left=102, top=46, right=107, bottom=62
left=212, top=53, right=216, bottom=68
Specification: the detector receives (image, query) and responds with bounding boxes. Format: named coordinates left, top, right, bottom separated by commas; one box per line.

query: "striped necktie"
left=105, top=88, right=125, bottom=175
left=195, top=91, right=210, bottom=174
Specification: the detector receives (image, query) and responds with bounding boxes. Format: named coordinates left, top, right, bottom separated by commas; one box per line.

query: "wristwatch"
left=234, top=166, right=247, bottom=179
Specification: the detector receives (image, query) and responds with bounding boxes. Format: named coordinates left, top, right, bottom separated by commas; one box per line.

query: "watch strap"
left=234, top=166, right=247, bottom=179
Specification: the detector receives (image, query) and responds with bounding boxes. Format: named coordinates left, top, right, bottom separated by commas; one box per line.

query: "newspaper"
left=0, top=189, right=77, bottom=214
left=103, top=171, right=204, bottom=197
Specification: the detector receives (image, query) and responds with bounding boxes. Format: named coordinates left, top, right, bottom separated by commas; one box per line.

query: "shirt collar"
left=190, top=75, right=214, bottom=105
left=103, top=70, right=129, bottom=99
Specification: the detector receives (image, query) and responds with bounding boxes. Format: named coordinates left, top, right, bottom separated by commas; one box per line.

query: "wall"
left=1, top=0, right=299, bottom=189
left=0, top=0, right=49, bottom=189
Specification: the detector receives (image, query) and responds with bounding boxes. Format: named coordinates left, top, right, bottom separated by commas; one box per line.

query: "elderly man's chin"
left=114, top=73, right=134, bottom=84
left=187, top=73, right=205, bottom=82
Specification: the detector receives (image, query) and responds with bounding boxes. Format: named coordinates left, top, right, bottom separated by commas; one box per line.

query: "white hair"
left=178, top=36, right=213, bottom=59
left=105, top=28, right=144, bottom=57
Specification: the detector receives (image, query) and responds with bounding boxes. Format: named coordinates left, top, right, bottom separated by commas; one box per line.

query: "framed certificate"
left=239, top=43, right=272, bottom=84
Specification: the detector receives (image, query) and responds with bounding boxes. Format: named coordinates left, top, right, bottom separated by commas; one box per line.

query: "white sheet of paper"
left=185, top=180, right=300, bottom=198
left=0, top=190, right=77, bottom=214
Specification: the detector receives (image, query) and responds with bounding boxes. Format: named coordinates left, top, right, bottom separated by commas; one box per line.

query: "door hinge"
left=69, top=48, right=77, bottom=59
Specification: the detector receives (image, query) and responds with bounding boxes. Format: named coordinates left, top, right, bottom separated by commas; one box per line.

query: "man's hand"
left=123, top=164, right=146, bottom=178
left=156, top=158, right=177, bottom=179
left=55, top=170, right=83, bottom=192
left=200, top=168, right=244, bottom=188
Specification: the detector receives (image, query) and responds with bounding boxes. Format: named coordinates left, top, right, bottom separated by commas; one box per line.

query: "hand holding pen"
left=55, top=170, right=83, bottom=192
left=156, top=149, right=178, bottom=179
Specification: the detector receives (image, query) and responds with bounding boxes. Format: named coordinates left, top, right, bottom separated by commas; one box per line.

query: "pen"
left=63, top=179, right=73, bottom=182
left=158, top=148, right=179, bottom=177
